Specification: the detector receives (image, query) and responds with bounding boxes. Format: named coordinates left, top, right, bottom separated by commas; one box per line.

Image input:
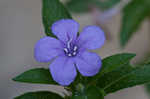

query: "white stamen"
left=73, top=46, right=78, bottom=51
left=64, top=48, right=68, bottom=53
left=67, top=39, right=72, bottom=49
left=73, top=52, right=76, bottom=56
left=68, top=53, right=72, bottom=57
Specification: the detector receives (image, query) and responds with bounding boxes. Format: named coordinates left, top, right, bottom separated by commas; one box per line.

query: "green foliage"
left=42, top=0, right=72, bottom=37
left=97, top=64, right=150, bottom=94
left=120, top=0, right=150, bottom=47
left=13, top=0, right=150, bottom=98
left=12, top=68, right=56, bottom=85
left=14, top=91, right=63, bottom=99
left=66, top=0, right=121, bottom=13
left=95, top=53, right=150, bottom=94
left=13, top=53, right=150, bottom=98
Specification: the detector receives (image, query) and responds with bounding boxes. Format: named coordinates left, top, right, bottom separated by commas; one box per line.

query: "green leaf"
left=42, top=0, right=72, bottom=37
left=96, top=63, right=133, bottom=94
left=97, top=64, right=150, bottom=94
left=120, top=0, right=150, bottom=47
left=66, top=0, right=91, bottom=13
left=86, top=53, right=135, bottom=86
left=14, top=91, right=63, bottom=99
left=100, top=53, right=136, bottom=75
left=72, top=85, right=104, bottom=99
left=94, top=0, right=121, bottom=10
left=66, top=0, right=121, bottom=13
left=12, top=68, right=56, bottom=84
left=145, top=83, right=150, bottom=98
left=140, top=53, right=150, bottom=65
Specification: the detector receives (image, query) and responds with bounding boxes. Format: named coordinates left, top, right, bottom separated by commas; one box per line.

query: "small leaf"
left=100, top=53, right=136, bottom=75
left=87, top=53, right=135, bottom=86
left=14, top=91, right=63, bottom=99
left=66, top=0, right=121, bottom=13
left=94, top=0, right=121, bottom=10
left=97, top=64, right=150, bottom=94
left=72, top=85, right=104, bottom=99
left=145, top=82, right=150, bottom=98
left=120, top=0, right=150, bottom=47
left=42, top=0, right=72, bottom=37
left=96, top=63, right=133, bottom=94
left=13, top=68, right=56, bottom=84
left=66, top=0, right=91, bottom=13
left=145, top=83, right=150, bottom=98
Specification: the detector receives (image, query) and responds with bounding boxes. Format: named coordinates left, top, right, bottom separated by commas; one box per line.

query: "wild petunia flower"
left=34, top=19, right=105, bottom=86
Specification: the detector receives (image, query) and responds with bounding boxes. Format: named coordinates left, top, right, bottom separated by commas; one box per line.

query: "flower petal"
left=77, top=26, right=105, bottom=50
left=49, top=56, right=77, bottom=86
left=75, top=51, right=102, bottom=76
left=51, top=19, right=79, bottom=42
left=34, top=37, right=63, bottom=62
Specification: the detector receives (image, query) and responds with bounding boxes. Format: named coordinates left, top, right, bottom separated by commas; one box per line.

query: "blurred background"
left=0, top=0, right=150, bottom=99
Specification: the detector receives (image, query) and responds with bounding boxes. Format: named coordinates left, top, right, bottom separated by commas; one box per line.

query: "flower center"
left=63, top=39, right=78, bottom=57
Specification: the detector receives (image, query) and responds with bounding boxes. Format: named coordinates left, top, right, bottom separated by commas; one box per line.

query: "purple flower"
left=34, top=19, right=105, bottom=86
